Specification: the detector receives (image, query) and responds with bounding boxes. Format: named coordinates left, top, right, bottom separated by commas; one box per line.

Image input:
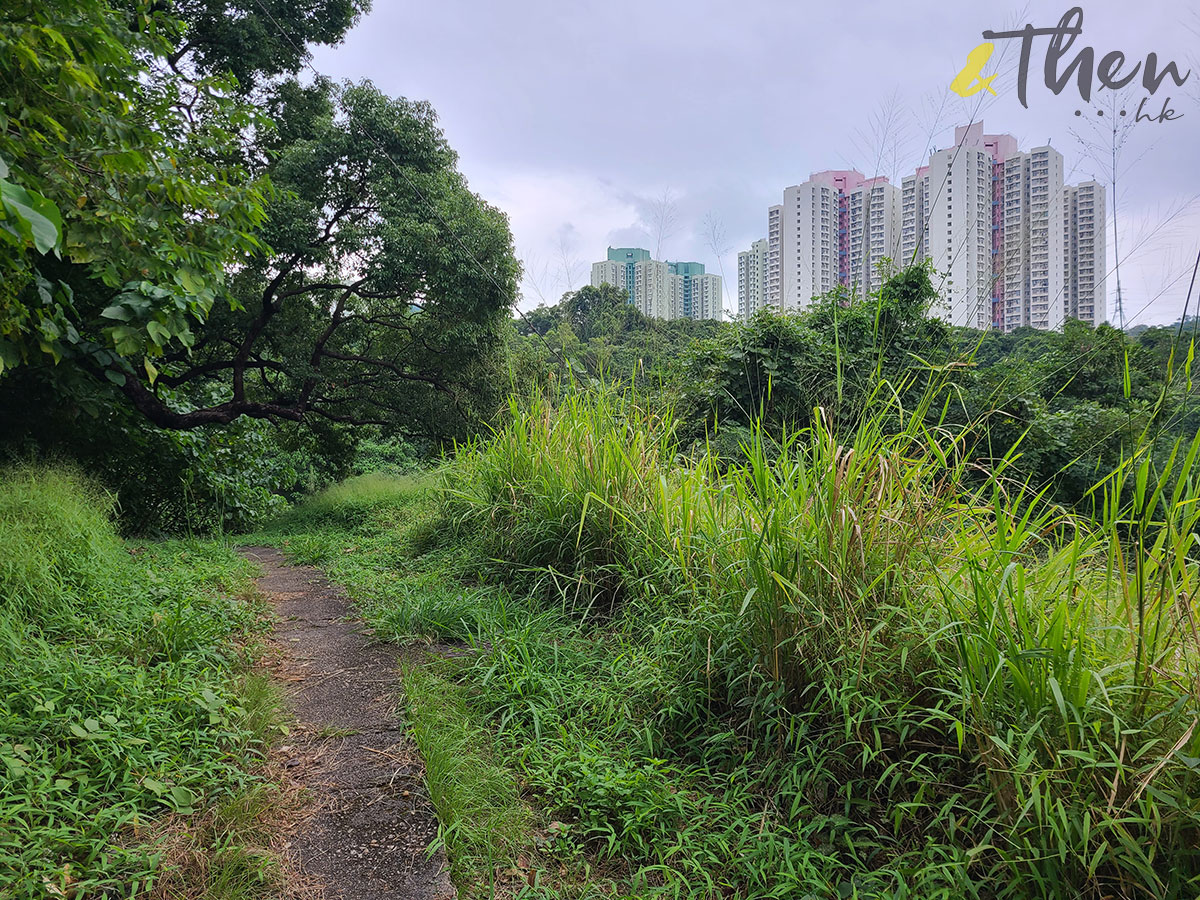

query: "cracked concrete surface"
left=242, top=546, right=455, bottom=900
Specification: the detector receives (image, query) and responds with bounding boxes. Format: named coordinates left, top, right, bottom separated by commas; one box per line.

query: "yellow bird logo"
left=951, top=42, right=999, bottom=97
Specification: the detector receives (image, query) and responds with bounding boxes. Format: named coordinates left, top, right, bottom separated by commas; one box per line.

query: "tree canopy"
left=0, top=0, right=270, bottom=374
left=166, top=0, right=369, bottom=92
left=511, top=283, right=725, bottom=390
left=130, top=78, right=519, bottom=430
left=676, top=264, right=950, bottom=438
left=1, top=0, right=517, bottom=439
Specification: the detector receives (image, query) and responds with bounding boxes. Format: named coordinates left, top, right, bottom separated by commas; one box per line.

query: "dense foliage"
left=439, top=388, right=1200, bottom=897
left=162, top=77, right=518, bottom=432
left=0, top=466, right=276, bottom=895
left=511, top=283, right=724, bottom=389
left=666, top=268, right=1199, bottom=507
left=0, top=0, right=269, bottom=373
left=8, top=2, right=1200, bottom=898
left=253, top=377, right=1200, bottom=897
left=1, top=0, right=518, bottom=532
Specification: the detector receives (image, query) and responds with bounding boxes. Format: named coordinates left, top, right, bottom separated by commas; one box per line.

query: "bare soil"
left=242, top=546, right=455, bottom=900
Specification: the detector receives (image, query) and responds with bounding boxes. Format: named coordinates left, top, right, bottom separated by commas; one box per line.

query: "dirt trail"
left=242, top=546, right=454, bottom=900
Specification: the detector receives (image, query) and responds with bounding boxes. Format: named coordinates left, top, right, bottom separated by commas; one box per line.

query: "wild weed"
left=0, top=465, right=276, bottom=897
left=434, top=383, right=1200, bottom=897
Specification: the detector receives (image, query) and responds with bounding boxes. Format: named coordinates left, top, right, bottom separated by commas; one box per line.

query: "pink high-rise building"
left=761, top=169, right=900, bottom=313
left=750, top=122, right=1107, bottom=329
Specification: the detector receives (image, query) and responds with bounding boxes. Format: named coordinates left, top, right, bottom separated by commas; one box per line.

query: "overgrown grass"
left=244, top=473, right=500, bottom=644
left=403, top=663, right=530, bottom=884
left=434, top=387, right=1200, bottom=898
left=0, top=465, right=286, bottom=899
left=247, top=474, right=544, bottom=896
left=257, top=385, right=1200, bottom=898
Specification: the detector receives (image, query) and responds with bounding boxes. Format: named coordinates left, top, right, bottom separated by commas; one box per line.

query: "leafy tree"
left=561, top=284, right=644, bottom=342
left=516, top=304, right=562, bottom=338
left=3, top=0, right=519, bottom=531
left=513, top=284, right=728, bottom=395
left=166, top=0, right=369, bottom=92
left=0, top=0, right=270, bottom=374
left=2, top=0, right=515, bottom=442
left=107, top=79, right=519, bottom=435
left=0, top=158, right=61, bottom=261
left=0, top=0, right=375, bottom=381
left=677, top=264, right=949, bottom=441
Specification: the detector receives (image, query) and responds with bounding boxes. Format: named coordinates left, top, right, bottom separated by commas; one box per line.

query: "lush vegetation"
left=0, top=466, right=284, bottom=897
left=1, top=0, right=516, bottom=533
left=249, top=348, right=1200, bottom=898
left=439, top=385, right=1200, bottom=898
left=5, top=3, right=1200, bottom=899
left=670, top=268, right=1200, bottom=510
left=508, top=271, right=1200, bottom=517
left=512, top=282, right=724, bottom=389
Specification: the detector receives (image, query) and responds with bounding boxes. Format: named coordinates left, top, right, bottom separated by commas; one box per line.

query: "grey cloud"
left=312, top=0, right=1200, bottom=323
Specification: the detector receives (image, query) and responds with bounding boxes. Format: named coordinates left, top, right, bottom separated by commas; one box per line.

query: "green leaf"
left=176, top=269, right=206, bottom=295
left=104, top=369, right=126, bottom=386
left=0, top=339, right=21, bottom=373
left=169, top=785, right=196, bottom=813
left=146, top=319, right=170, bottom=346
left=0, top=179, right=62, bottom=254
left=110, top=324, right=142, bottom=356
left=142, top=777, right=167, bottom=796
left=38, top=319, right=61, bottom=341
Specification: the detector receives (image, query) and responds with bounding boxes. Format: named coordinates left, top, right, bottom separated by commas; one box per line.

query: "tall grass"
left=441, top=384, right=1200, bottom=897
left=0, top=465, right=277, bottom=897
left=447, top=392, right=679, bottom=614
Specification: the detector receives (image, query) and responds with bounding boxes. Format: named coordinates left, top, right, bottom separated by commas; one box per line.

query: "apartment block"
left=590, top=247, right=650, bottom=305
left=1064, top=181, right=1106, bottom=326
left=763, top=172, right=846, bottom=312
left=772, top=176, right=841, bottom=311
left=1002, top=147, right=1065, bottom=332
left=763, top=169, right=905, bottom=313
left=590, top=247, right=723, bottom=321
left=766, top=204, right=782, bottom=309
left=847, top=178, right=901, bottom=300
left=675, top=266, right=723, bottom=321
left=760, top=122, right=1105, bottom=331
left=900, top=167, right=930, bottom=271
left=921, top=125, right=1008, bottom=326
left=737, top=238, right=769, bottom=321
left=668, top=260, right=723, bottom=321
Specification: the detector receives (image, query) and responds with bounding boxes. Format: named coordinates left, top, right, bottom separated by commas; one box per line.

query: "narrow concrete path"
left=242, top=547, right=454, bottom=900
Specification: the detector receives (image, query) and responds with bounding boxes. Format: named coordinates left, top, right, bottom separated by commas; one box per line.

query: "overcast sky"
left=312, top=1, right=1199, bottom=325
